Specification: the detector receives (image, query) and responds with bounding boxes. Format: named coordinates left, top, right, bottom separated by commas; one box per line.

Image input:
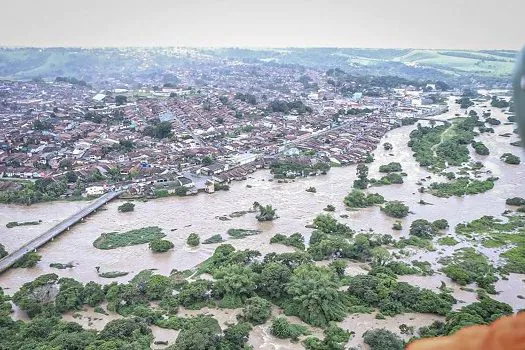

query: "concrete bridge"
left=0, top=190, right=123, bottom=274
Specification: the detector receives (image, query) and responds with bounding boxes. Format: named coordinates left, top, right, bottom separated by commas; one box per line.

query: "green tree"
left=353, top=164, right=369, bottom=189
left=65, top=171, right=78, bottom=183
left=99, top=317, right=152, bottom=343
left=285, top=265, right=347, bottom=327
left=221, top=322, right=252, bottom=349
left=59, top=158, right=73, bottom=170
left=115, top=95, right=127, bottom=106
left=258, top=262, right=292, bottom=300
left=13, top=252, right=41, bottom=268
left=55, top=278, right=84, bottom=313
left=432, top=219, right=449, bottom=230
left=363, top=329, right=404, bottom=350
left=378, top=162, right=402, bottom=173
left=13, top=274, right=59, bottom=317
left=254, top=203, right=277, bottom=221
left=270, top=317, right=309, bottom=341
left=313, top=214, right=353, bottom=237
left=329, top=260, right=347, bottom=278
left=117, top=202, right=135, bottom=212
left=144, top=121, right=172, bottom=139
left=82, top=281, right=105, bottom=307
left=239, top=296, right=272, bottom=325
left=506, top=197, right=525, bottom=206
left=170, top=316, right=221, bottom=350
left=501, top=153, right=521, bottom=164
left=381, top=201, right=409, bottom=218
left=177, top=279, right=213, bottom=308
left=371, top=247, right=391, bottom=266
left=118, top=139, right=134, bottom=152
left=149, top=239, right=174, bottom=253
left=187, top=233, right=200, bottom=247
left=213, top=264, right=257, bottom=307
left=303, top=324, right=351, bottom=350
left=471, top=141, right=489, bottom=155
left=392, top=221, right=402, bottom=230
left=145, top=274, right=174, bottom=300
left=202, top=155, right=213, bottom=165
left=445, top=297, right=512, bottom=335
left=409, top=219, right=438, bottom=239
left=344, top=189, right=384, bottom=208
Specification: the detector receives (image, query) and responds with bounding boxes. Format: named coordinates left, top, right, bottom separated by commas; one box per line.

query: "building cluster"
left=0, top=60, right=440, bottom=198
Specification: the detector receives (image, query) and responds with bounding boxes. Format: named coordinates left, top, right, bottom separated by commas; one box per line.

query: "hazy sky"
left=1, top=0, right=524, bottom=49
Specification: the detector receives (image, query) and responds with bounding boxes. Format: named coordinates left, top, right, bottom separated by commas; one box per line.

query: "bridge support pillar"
left=67, top=227, right=70, bottom=231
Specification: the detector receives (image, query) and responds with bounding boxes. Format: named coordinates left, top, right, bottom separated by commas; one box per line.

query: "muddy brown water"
left=1, top=96, right=525, bottom=347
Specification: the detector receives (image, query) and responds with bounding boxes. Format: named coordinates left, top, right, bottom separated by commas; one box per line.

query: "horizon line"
left=0, top=45, right=519, bottom=52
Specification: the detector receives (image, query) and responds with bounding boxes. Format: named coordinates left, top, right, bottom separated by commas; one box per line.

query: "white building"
left=85, top=186, right=105, bottom=196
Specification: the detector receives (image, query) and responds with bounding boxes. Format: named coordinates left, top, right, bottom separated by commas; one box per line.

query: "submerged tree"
left=253, top=202, right=277, bottom=221
left=285, top=265, right=347, bottom=327
left=353, top=164, right=369, bottom=189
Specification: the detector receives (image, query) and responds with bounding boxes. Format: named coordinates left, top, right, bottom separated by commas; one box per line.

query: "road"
left=0, top=191, right=122, bottom=274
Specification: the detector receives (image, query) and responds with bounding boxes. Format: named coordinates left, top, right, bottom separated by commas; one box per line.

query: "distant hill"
left=0, top=47, right=516, bottom=85
left=202, top=48, right=517, bottom=79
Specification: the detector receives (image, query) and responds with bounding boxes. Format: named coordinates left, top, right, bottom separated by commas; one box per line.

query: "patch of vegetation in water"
left=149, top=239, right=174, bottom=253
left=408, top=117, right=478, bottom=172
left=455, top=215, right=525, bottom=247
left=414, top=296, right=512, bottom=337
left=186, top=233, right=200, bottom=247
left=378, top=162, right=403, bottom=173
left=370, top=172, right=404, bottom=186
left=456, top=215, right=525, bottom=234
left=437, top=237, right=458, bottom=246
left=429, top=177, right=495, bottom=197
left=6, top=220, right=41, bottom=228
left=229, top=210, right=254, bottom=218
left=49, top=262, right=75, bottom=269
left=12, top=252, right=41, bottom=268
left=98, top=271, right=129, bottom=278
left=440, top=248, right=497, bottom=293
left=394, top=236, right=434, bottom=250
left=347, top=271, right=454, bottom=317
left=506, top=197, right=525, bottom=206
left=93, top=226, right=165, bottom=249
left=501, top=246, right=525, bottom=273
left=471, top=141, right=490, bottom=155
left=501, top=152, right=521, bottom=165
left=270, top=316, right=310, bottom=341
left=202, top=234, right=224, bottom=244
left=270, top=233, right=305, bottom=250
left=343, top=189, right=385, bottom=208
left=227, top=228, right=262, bottom=239
left=381, top=201, right=409, bottom=218
left=117, top=202, right=135, bottom=212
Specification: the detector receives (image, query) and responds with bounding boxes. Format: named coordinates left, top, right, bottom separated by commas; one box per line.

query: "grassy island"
left=93, top=226, right=165, bottom=249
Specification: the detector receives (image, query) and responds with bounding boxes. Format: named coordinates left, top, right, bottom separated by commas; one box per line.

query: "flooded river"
left=1, top=97, right=524, bottom=347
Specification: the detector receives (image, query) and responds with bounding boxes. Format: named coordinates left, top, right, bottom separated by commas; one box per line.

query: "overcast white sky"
left=0, top=0, right=524, bottom=49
